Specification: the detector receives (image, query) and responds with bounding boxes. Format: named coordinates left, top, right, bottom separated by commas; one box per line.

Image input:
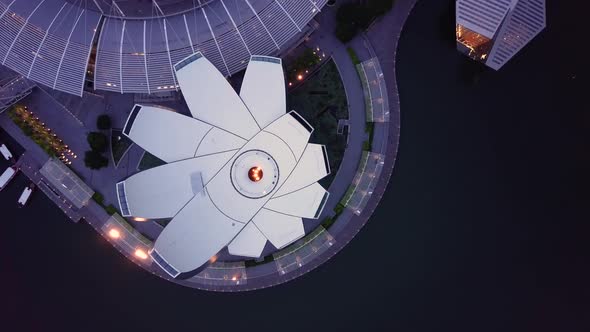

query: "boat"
left=17, top=183, right=35, bottom=208
left=0, top=144, right=13, bottom=161
left=0, top=166, right=17, bottom=191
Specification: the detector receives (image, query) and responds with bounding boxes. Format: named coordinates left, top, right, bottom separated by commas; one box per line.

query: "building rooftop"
left=117, top=53, right=330, bottom=277
left=456, top=0, right=546, bottom=70
left=40, top=158, right=94, bottom=208
left=0, top=0, right=327, bottom=96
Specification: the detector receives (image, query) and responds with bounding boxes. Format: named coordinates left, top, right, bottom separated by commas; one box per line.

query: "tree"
left=335, top=3, right=365, bottom=43
left=87, top=132, right=108, bottom=153
left=97, top=114, right=112, bottom=130
left=334, top=0, right=395, bottom=43
left=84, top=150, right=108, bottom=169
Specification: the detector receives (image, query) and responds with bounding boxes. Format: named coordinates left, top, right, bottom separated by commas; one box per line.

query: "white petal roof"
left=123, top=105, right=212, bottom=163
left=119, top=150, right=238, bottom=219
left=227, top=222, right=268, bottom=258
left=206, top=126, right=304, bottom=223
left=264, top=111, right=313, bottom=160
left=194, top=128, right=246, bottom=157
left=266, top=182, right=329, bottom=219
left=275, top=143, right=331, bottom=197
left=240, top=56, right=286, bottom=129
left=253, top=209, right=305, bottom=250
left=152, top=189, right=246, bottom=274
left=174, top=53, right=260, bottom=140
left=118, top=54, right=331, bottom=277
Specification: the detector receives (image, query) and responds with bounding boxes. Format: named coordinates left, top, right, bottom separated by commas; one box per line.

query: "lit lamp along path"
left=106, top=224, right=151, bottom=263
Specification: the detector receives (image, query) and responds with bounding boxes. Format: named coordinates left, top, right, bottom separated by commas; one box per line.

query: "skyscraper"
left=456, top=0, right=546, bottom=70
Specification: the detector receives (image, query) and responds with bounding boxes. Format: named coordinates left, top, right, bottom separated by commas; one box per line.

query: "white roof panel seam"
left=196, top=187, right=246, bottom=224
left=270, top=180, right=317, bottom=199
left=261, top=206, right=310, bottom=220
left=262, top=130, right=297, bottom=161
left=271, top=143, right=311, bottom=197
left=193, top=148, right=240, bottom=161
left=193, top=127, right=214, bottom=156
left=174, top=53, right=260, bottom=139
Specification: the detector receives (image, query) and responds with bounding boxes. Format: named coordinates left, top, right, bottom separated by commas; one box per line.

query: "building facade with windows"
left=456, top=0, right=546, bottom=70
left=0, top=0, right=327, bottom=96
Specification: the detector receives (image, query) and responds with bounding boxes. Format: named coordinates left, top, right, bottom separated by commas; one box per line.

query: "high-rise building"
left=456, top=0, right=546, bottom=70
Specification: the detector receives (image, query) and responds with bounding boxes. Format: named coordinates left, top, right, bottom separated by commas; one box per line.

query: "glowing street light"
left=108, top=228, right=121, bottom=239
left=134, top=249, right=148, bottom=260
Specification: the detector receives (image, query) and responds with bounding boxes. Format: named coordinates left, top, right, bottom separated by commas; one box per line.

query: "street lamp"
left=108, top=228, right=121, bottom=239
left=134, top=249, right=148, bottom=260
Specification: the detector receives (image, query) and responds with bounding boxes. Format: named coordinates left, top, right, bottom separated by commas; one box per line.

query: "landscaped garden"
left=7, top=104, right=77, bottom=163
left=285, top=47, right=323, bottom=85
left=287, top=59, right=348, bottom=187
left=92, top=191, right=119, bottom=215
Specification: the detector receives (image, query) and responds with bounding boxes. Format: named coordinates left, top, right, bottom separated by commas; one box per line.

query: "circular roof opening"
left=248, top=167, right=263, bottom=182
left=231, top=150, right=278, bottom=199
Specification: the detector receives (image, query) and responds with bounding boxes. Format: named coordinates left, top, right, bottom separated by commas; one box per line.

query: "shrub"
left=87, top=132, right=108, bottom=153
left=321, top=216, right=336, bottom=230
left=245, top=255, right=274, bottom=267
left=105, top=205, right=118, bottom=215
left=334, top=203, right=346, bottom=216
left=347, top=47, right=361, bottom=65
left=92, top=192, right=104, bottom=205
left=97, top=114, right=112, bottom=130
left=84, top=150, right=108, bottom=169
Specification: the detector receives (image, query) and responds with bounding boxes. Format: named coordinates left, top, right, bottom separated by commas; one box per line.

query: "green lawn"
left=287, top=60, right=349, bottom=188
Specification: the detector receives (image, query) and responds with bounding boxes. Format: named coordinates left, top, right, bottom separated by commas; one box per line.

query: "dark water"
left=1, top=0, right=588, bottom=331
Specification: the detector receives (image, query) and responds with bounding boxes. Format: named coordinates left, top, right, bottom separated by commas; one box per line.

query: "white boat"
left=0, top=166, right=17, bottom=191
left=18, top=183, right=35, bottom=208
left=0, top=144, right=13, bottom=161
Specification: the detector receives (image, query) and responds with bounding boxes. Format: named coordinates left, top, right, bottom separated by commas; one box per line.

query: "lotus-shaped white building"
left=116, top=53, right=330, bottom=278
